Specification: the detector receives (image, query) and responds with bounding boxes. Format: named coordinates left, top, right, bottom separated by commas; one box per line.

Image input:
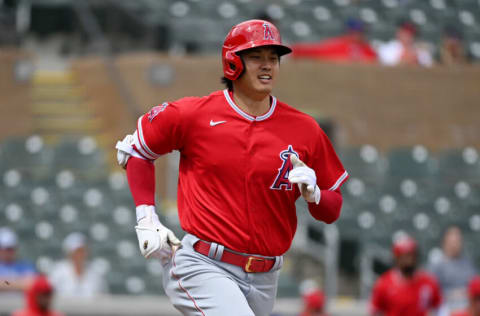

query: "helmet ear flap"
left=223, top=51, right=244, bottom=81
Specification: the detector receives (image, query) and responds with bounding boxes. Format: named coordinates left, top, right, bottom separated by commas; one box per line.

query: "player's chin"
left=255, top=82, right=274, bottom=94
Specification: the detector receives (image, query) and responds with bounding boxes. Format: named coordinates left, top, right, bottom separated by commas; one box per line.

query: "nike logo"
left=210, top=120, right=227, bottom=126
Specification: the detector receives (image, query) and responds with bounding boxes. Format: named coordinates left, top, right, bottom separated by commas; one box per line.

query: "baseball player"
left=451, top=276, right=480, bottom=316
left=370, top=235, right=442, bottom=316
left=116, top=19, right=348, bottom=316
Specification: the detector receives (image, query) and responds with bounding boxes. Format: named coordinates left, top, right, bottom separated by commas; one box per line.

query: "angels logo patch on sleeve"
left=147, top=102, right=169, bottom=122
left=271, top=145, right=298, bottom=190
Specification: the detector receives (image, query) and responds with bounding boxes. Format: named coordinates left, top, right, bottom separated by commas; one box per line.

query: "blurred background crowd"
left=1, top=0, right=480, bottom=315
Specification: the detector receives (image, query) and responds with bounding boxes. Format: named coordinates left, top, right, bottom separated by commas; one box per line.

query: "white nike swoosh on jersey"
left=210, top=120, right=227, bottom=126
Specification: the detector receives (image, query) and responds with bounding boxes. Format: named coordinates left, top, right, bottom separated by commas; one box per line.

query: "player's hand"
left=134, top=205, right=181, bottom=263
left=116, top=134, right=135, bottom=169
left=288, top=155, right=321, bottom=204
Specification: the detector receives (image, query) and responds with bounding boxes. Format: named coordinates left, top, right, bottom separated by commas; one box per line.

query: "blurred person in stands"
left=440, top=26, right=467, bottom=66
left=299, top=289, right=328, bottom=316
left=48, top=232, right=107, bottom=298
left=377, top=21, right=434, bottom=67
left=0, top=227, right=36, bottom=293
left=428, top=226, right=477, bottom=314
left=370, top=234, right=442, bottom=316
left=452, top=276, right=480, bottom=316
left=291, top=18, right=377, bottom=63
left=11, top=274, right=64, bottom=316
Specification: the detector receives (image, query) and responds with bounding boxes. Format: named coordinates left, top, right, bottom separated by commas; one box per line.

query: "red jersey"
left=133, top=90, right=348, bottom=256
left=370, top=269, right=442, bottom=316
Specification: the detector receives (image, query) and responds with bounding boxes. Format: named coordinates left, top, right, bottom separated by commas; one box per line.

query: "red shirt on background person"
left=451, top=276, right=480, bottom=316
left=370, top=235, right=442, bottom=316
left=292, top=18, right=377, bottom=63
left=11, top=275, right=64, bottom=316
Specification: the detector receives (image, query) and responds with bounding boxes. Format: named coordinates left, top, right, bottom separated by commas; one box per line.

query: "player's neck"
left=232, top=89, right=270, bottom=117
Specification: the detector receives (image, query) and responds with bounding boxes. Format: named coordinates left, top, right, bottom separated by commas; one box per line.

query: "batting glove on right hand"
left=135, top=205, right=181, bottom=263
left=288, top=155, right=321, bottom=204
left=116, top=134, right=135, bottom=169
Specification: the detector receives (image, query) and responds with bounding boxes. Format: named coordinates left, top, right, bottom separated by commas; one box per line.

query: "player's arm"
left=288, top=155, right=343, bottom=223
left=115, top=103, right=184, bottom=261
left=288, top=126, right=348, bottom=224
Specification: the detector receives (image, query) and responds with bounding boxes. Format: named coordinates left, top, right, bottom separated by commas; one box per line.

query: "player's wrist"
left=312, top=185, right=321, bottom=204
left=136, top=204, right=160, bottom=224
left=305, top=185, right=321, bottom=204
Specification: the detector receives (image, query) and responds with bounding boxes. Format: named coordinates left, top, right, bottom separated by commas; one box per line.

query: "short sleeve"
left=133, top=102, right=184, bottom=160
left=310, top=127, right=348, bottom=191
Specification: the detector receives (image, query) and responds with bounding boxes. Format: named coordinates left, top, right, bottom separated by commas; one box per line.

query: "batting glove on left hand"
left=288, top=155, right=321, bottom=204
left=135, top=205, right=181, bottom=264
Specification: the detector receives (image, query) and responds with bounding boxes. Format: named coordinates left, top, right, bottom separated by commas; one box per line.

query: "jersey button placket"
left=244, top=119, right=256, bottom=253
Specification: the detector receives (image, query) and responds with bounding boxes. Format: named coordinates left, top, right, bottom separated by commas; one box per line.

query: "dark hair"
left=221, top=76, right=234, bottom=91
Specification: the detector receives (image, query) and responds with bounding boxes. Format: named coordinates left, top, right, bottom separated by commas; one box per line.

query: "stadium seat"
left=52, top=136, right=108, bottom=180
left=277, top=271, right=300, bottom=297
left=338, top=145, right=386, bottom=181
left=386, top=145, right=437, bottom=179
left=0, top=135, right=54, bottom=179
left=437, top=147, right=480, bottom=180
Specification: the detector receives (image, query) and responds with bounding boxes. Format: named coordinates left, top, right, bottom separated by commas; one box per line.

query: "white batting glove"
left=288, top=155, right=321, bottom=204
left=116, top=134, right=135, bottom=169
left=135, top=205, right=181, bottom=263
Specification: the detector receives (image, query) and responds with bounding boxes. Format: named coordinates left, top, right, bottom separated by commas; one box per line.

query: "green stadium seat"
left=437, top=147, right=480, bottom=180
left=368, top=21, right=397, bottom=41
left=277, top=272, right=300, bottom=297
left=387, top=146, right=437, bottom=179
left=52, top=136, right=108, bottom=180
left=339, top=145, right=386, bottom=181
left=0, top=136, right=54, bottom=179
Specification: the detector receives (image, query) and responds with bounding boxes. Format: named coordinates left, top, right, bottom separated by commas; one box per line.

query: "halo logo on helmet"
left=263, top=23, right=275, bottom=41
left=222, top=20, right=292, bottom=81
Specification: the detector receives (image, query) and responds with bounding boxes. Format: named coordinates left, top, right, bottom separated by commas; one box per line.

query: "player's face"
left=35, top=292, right=52, bottom=311
left=236, top=47, right=279, bottom=97
left=396, top=252, right=417, bottom=277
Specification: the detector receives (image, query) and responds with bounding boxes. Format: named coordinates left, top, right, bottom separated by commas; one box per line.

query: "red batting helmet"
left=222, top=19, right=292, bottom=80
left=392, top=235, right=418, bottom=257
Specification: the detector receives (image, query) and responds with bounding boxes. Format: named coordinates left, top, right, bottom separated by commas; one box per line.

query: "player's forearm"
left=307, top=189, right=342, bottom=224
left=126, top=156, right=156, bottom=206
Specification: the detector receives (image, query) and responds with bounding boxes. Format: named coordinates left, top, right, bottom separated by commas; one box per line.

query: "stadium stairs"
left=30, top=69, right=116, bottom=169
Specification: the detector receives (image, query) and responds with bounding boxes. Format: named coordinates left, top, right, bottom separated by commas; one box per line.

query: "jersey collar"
left=223, top=89, right=277, bottom=122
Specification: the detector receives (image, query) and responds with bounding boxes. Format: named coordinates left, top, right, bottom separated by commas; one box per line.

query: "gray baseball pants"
left=161, top=233, right=284, bottom=316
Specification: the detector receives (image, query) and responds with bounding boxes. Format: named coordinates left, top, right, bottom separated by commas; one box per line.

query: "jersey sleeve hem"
left=328, top=170, right=349, bottom=191
left=134, top=116, right=161, bottom=160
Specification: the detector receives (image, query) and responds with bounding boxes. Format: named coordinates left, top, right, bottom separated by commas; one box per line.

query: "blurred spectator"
left=377, top=21, right=434, bottom=67
left=299, top=290, right=328, bottom=316
left=428, top=226, right=477, bottom=314
left=370, top=234, right=442, bottom=316
left=451, top=276, right=480, bottom=316
left=0, top=227, right=36, bottom=293
left=11, top=274, right=64, bottom=316
left=440, top=27, right=467, bottom=66
left=48, top=232, right=108, bottom=298
left=292, top=18, right=377, bottom=63
left=298, top=279, right=328, bottom=316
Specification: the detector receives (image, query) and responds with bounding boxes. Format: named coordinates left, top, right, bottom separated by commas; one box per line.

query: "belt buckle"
left=245, top=256, right=264, bottom=273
